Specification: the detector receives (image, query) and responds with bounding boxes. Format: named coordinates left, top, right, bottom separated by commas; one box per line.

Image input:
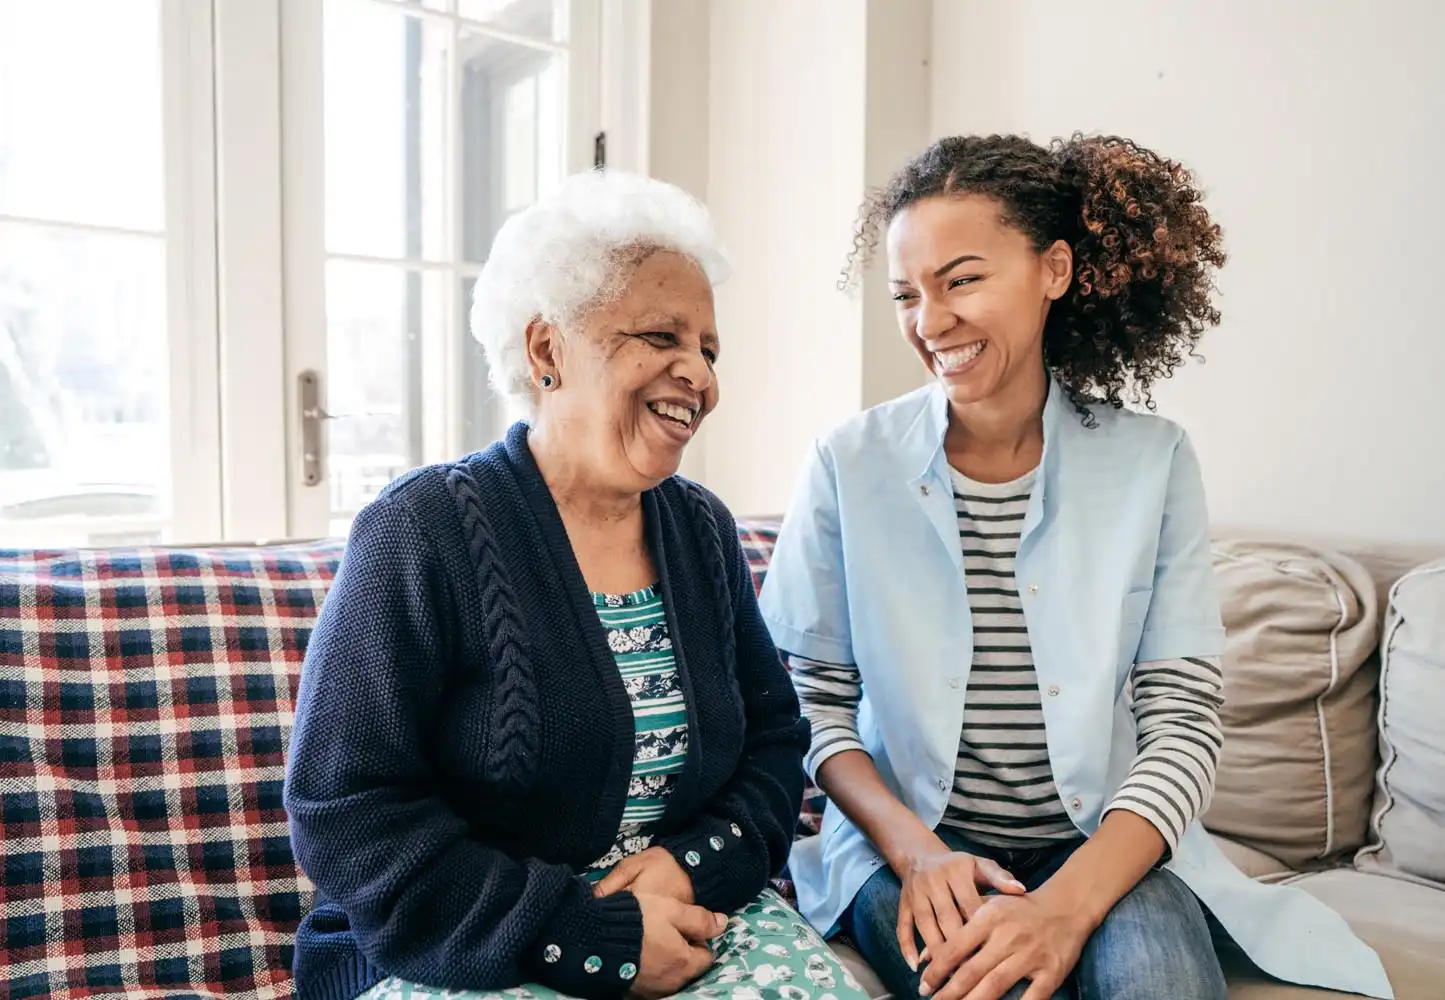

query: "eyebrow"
left=631, top=313, right=687, bottom=332
left=888, top=254, right=986, bottom=286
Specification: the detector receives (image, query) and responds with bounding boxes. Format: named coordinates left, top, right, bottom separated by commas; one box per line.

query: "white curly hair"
left=470, top=169, right=730, bottom=422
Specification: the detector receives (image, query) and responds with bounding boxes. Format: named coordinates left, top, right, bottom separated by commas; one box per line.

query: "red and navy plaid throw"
left=737, top=518, right=824, bottom=847
left=0, top=518, right=819, bottom=995
left=0, top=542, right=343, bottom=1000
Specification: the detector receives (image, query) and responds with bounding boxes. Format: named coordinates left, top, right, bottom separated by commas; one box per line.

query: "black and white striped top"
left=787, top=466, right=1225, bottom=853
left=942, top=466, right=1076, bottom=845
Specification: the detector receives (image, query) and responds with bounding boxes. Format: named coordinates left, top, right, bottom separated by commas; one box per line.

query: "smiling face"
left=886, top=194, right=1072, bottom=409
left=527, top=249, right=719, bottom=493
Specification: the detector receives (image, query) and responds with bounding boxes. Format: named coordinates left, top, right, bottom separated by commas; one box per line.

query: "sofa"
left=2, top=520, right=1442, bottom=999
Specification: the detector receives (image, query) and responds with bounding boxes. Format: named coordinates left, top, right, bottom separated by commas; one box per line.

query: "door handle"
left=298, top=370, right=326, bottom=487
left=298, top=370, right=402, bottom=487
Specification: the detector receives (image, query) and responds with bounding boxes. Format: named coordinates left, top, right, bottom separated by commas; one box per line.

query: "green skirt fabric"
left=357, top=889, right=868, bottom=1000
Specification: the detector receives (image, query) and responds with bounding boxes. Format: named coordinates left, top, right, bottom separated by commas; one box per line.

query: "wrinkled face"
left=529, top=249, right=719, bottom=490
left=886, top=194, right=1071, bottom=408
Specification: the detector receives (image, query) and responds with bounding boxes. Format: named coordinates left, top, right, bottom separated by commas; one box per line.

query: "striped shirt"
left=788, top=466, right=1226, bottom=854
left=942, top=466, right=1076, bottom=845
left=585, top=585, right=689, bottom=878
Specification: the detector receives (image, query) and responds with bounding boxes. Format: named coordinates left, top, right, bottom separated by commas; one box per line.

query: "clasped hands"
left=898, top=849, right=1091, bottom=1000
left=594, top=847, right=726, bottom=998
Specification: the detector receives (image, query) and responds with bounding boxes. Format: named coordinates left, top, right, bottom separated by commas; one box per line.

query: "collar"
left=902, top=372, right=1066, bottom=479
left=903, top=373, right=1065, bottom=547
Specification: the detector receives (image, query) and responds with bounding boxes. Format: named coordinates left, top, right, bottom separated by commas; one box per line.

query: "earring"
left=539, top=373, right=557, bottom=390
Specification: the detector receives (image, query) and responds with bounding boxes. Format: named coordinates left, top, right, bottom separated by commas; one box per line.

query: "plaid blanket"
left=0, top=518, right=808, bottom=999
left=0, top=543, right=343, bottom=1000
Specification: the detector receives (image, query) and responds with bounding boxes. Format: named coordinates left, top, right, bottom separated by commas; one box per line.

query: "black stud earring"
left=539, top=373, right=557, bottom=390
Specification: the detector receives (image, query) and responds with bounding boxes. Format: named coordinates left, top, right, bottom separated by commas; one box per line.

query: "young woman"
left=760, top=135, right=1393, bottom=1000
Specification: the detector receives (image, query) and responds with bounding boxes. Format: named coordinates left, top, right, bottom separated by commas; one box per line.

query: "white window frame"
left=209, top=0, right=627, bottom=542
left=3, top=0, right=646, bottom=548
left=0, top=0, right=223, bottom=547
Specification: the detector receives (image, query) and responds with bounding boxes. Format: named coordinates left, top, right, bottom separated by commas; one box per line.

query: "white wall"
left=701, top=0, right=931, bottom=514
left=644, top=0, right=711, bottom=483
left=932, top=0, right=1445, bottom=546
left=704, top=0, right=868, bottom=515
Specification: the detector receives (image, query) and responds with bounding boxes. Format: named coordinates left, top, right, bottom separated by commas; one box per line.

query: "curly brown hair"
left=846, top=133, right=1226, bottom=422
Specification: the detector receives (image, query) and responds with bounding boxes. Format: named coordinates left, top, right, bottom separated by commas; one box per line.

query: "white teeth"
left=934, top=341, right=986, bottom=372
left=648, top=401, right=695, bottom=427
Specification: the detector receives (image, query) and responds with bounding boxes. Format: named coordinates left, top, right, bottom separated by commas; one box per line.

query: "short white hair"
left=470, top=169, right=730, bottom=421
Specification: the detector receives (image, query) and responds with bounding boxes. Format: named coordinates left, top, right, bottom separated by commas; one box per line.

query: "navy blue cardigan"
left=284, top=424, right=809, bottom=1000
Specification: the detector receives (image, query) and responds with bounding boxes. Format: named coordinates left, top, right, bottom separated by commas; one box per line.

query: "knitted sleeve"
left=284, top=495, right=642, bottom=1000
left=653, top=486, right=811, bottom=914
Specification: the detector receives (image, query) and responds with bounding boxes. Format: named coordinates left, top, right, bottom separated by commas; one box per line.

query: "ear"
left=524, top=316, right=561, bottom=385
left=1040, top=239, right=1073, bottom=301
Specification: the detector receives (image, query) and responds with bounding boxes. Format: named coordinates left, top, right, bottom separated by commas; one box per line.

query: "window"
left=0, top=0, right=218, bottom=546
left=0, top=0, right=611, bottom=547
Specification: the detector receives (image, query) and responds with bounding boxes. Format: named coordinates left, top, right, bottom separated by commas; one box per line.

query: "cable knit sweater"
left=284, top=423, right=809, bottom=1000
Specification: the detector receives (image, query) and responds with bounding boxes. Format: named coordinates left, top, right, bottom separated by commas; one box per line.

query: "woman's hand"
left=917, top=890, right=1090, bottom=1000
left=897, top=847, right=1027, bottom=971
left=594, top=847, right=695, bottom=903
left=631, top=893, right=727, bottom=998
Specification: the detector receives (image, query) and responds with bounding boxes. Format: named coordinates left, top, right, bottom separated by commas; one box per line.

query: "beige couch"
left=828, top=536, right=1445, bottom=1000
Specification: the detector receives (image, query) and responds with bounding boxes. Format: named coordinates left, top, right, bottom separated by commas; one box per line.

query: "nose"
left=671, top=347, right=714, bottom=393
left=915, top=294, right=956, bottom=345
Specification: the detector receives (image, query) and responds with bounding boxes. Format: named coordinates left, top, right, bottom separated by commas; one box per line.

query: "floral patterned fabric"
left=358, top=889, right=868, bottom=1000
left=585, top=586, right=690, bottom=878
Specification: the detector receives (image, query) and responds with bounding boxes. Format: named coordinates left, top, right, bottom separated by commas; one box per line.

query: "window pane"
left=457, top=0, right=560, bottom=41
left=324, top=261, right=441, bottom=534
left=459, top=33, right=564, bottom=263
left=0, top=224, right=169, bottom=546
left=324, top=0, right=449, bottom=260
left=0, top=1, right=164, bottom=231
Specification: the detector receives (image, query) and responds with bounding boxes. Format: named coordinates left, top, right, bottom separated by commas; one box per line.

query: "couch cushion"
left=1356, top=559, right=1445, bottom=889
left=1210, top=834, right=1294, bottom=883
left=831, top=941, right=890, bottom=1000
left=1219, top=870, right=1445, bottom=1000
left=1204, top=542, right=1381, bottom=869
left=0, top=542, right=341, bottom=1000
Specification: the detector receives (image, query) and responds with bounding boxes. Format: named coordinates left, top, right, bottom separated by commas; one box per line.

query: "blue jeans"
left=843, top=827, right=1227, bottom=1000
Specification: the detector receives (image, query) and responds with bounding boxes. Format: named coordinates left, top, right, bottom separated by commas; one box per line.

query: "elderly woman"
left=759, top=135, right=1393, bottom=1000
left=284, top=171, right=864, bottom=1000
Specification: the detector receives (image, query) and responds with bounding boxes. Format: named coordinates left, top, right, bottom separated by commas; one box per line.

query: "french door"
left=0, top=0, right=608, bottom=548
left=279, top=0, right=601, bottom=538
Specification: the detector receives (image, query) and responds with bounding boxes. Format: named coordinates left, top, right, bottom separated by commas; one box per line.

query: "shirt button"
left=1028, top=583, right=1039, bottom=594
left=948, top=678, right=960, bottom=689
left=1047, top=685, right=1060, bottom=697
left=920, top=484, right=930, bottom=496
left=937, top=779, right=949, bottom=792
left=1069, top=797, right=1083, bottom=811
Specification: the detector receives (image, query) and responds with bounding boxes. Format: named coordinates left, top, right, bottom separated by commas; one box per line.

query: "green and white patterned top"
left=584, top=585, right=689, bottom=879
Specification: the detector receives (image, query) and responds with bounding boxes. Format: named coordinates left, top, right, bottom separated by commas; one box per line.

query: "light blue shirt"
left=759, top=380, right=1392, bottom=999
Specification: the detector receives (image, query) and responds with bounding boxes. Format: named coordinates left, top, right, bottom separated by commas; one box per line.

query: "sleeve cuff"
left=1103, top=792, right=1184, bottom=861
left=522, top=882, right=644, bottom=999
left=655, top=815, right=761, bottom=915
left=761, top=618, right=853, bottom=665
left=1135, top=626, right=1226, bottom=664
left=806, top=737, right=868, bottom=781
